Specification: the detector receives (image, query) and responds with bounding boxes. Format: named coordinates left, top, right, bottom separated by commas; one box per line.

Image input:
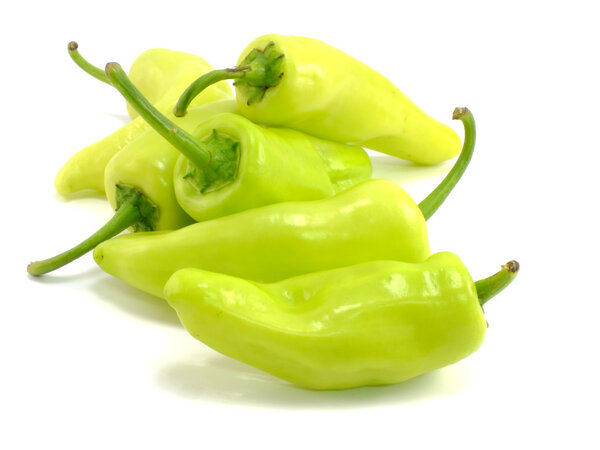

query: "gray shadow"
left=103, top=112, right=131, bottom=124
left=28, top=266, right=178, bottom=326
left=156, top=352, right=473, bottom=409
left=53, top=191, right=107, bottom=202
left=370, top=153, right=453, bottom=185
left=26, top=266, right=101, bottom=284
left=89, top=275, right=180, bottom=327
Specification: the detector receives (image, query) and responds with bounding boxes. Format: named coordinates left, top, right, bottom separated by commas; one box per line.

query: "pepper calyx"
left=115, top=184, right=159, bottom=232
left=26, top=185, right=155, bottom=276
left=182, top=130, right=240, bottom=193
left=234, top=42, right=285, bottom=105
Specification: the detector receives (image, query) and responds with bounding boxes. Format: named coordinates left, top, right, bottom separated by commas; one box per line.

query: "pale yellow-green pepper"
left=175, top=34, right=461, bottom=165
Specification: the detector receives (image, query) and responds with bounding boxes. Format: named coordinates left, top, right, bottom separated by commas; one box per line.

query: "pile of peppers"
left=28, top=35, right=519, bottom=391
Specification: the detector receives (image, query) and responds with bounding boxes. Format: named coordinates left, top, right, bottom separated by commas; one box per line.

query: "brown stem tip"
left=68, top=41, right=78, bottom=51
left=452, top=107, right=469, bottom=120
left=104, top=62, right=120, bottom=78
left=502, top=260, right=520, bottom=273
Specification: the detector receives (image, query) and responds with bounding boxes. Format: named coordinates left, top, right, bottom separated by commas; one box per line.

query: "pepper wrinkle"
left=163, top=253, right=518, bottom=390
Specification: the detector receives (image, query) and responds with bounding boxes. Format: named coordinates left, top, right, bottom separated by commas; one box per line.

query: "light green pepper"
left=93, top=179, right=428, bottom=297
left=105, top=63, right=372, bottom=222
left=172, top=112, right=371, bottom=221
left=175, top=34, right=461, bottom=165
left=103, top=101, right=239, bottom=229
left=164, top=254, right=519, bottom=390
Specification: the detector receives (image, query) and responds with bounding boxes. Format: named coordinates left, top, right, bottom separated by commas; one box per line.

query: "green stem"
left=475, top=260, right=520, bottom=306
left=174, top=68, right=248, bottom=117
left=27, top=201, right=140, bottom=276
left=418, top=107, right=476, bottom=220
left=68, top=41, right=110, bottom=84
left=175, top=42, right=285, bottom=116
left=105, top=62, right=211, bottom=169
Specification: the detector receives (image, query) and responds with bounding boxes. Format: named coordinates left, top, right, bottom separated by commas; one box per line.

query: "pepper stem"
left=475, top=260, right=520, bottom=306
left=174, top=68, right=248, bottom=117
left=104, top=62, right=211, bottom=169
left=27, top=185, right=158, bottom=276
left=174, top=41, right=285, bottom=117
left=418, top=107, right=476, bottom=220
left=68, top=41, right=110, bottom=84
left=27, top=202, right=140, bottom=276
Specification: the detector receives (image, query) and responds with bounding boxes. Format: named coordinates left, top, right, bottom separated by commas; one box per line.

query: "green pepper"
left=103, top=100, right=239, bottom=228
left=29, top=54, right=374, bottom=275
left=104, top=63, right=372, bottom=222
left=93, top=106, right=475, bottom=298
left=94, top=179, right=429, bottom=297
left=163, top=253, right=519, bottom=390
left=55, top=43, right=232, bottom=197
left=28, top=100, right=237, bottom=276
left=172, top=113, right=372, bottom=221
left=174, top=34, right=461, bottom=165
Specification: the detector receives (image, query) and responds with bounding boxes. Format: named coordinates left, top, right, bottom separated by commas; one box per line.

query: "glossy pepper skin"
left=164, top=253, right=519, bottom=390
left=93, top=179, right=429, bottom=298
left=104, top=100, right=238, bottom=229
left=104, top=63, right=371, bottom=223
left=173, top=112, right=371, bottom=222
left=55, top=46, right=232, bottom=197
left=175, top=34, right=461, bottom=165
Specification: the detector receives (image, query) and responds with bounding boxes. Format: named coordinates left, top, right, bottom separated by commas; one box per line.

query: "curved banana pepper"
left=94, top=179, right=431, bottom=297
left=55, top=43, right=232, bottom=197
left=164, top=253, right=519, bottom=390
left=175, top=34, right=461, bottom=165
left=104, top=63, right=371, bottom=222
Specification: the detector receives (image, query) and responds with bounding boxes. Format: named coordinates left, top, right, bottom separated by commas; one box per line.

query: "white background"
left=1, top=0, right=598, bottom=448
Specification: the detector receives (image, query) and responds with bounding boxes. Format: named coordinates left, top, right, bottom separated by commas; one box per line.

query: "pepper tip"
left=68, top=41, right=78, bottom=51
left=92, top=246, right=104, bottom=265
